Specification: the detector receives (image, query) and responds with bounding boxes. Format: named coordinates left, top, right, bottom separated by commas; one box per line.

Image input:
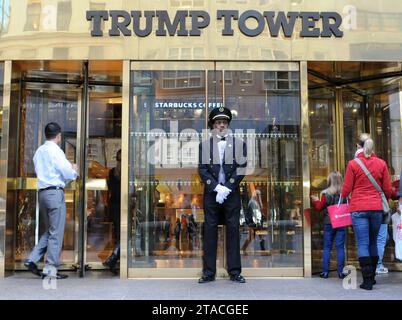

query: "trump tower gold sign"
left=86, top=10, right=344, bottom=38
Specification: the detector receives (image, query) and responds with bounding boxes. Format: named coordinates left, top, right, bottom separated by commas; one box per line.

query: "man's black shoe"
left=198, top=275, right=215, bottom=284
left=110, top=267, right=119, bottom=275
left=24, top=260, right=41, bottom=277
left=41, top=273, right=69, bottom=280
left=230, top=275, right=246, bottom=283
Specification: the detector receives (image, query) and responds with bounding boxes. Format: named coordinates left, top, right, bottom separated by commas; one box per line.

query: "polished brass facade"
left=0, top=61, right=11, bottom=278
left=300, top=61, right=312, bottom=278
left=120, top=60, right=130, bottom=279
left=0, top=1, right=401, bottom=61
left=1, top=0, right=402, bottom=279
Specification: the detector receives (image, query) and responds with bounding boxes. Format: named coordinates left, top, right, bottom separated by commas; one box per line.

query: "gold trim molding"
left=1, top=1, right=402, bottom=61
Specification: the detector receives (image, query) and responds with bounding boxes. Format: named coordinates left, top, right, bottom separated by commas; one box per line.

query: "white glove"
left=221, top=185, right=232, bottom=199
left=214, top=184, right=232, bottom=203
left=216, top=192, right=225, bottom=204
left=214, top=184, right=225, bottom=193
left=215, top=184, right=231, bottom=198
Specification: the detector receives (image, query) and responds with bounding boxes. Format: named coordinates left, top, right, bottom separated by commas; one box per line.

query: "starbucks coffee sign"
left=86, top=10, right=343, bottom=38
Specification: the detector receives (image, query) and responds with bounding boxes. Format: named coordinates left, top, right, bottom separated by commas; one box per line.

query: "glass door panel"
left=7, top=60, right=124, bottom=274
left=371, top=89, right=402, bottom=267
left=13, top=80, right=81, bottom=268
left=308, top=88, right=336, bottom=274
left=86, top=83, right=122, bottom=267
left=218, top=63, right=303, bottom=270
left=342, top=91, right=365, bottom=167
left=129, top=62, right=225, bottom=273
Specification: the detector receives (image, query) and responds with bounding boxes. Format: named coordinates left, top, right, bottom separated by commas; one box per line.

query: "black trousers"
left=202, top=189, right=241, bottom=277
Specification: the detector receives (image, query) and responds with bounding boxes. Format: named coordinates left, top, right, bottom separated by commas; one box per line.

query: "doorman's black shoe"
left=319, top=272, right=329, bottom=279
left=103, top=254, right=119, bottom=275
left=230, top=274, right=246, bottom=283
left=24, top=260, right=41, bottom=277
left=41, top=273, right=69, bottom=280
left=338, top=272, right=348, bottom=279
left=198, top=275, right=215, bottom=283
left=109, top=266, right=119, bottom=276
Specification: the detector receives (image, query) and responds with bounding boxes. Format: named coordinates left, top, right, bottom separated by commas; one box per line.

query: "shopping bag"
left=392, top=212, right=402, bottom=260
left=327, top=198, right=352, bottom=228
left=395, top=226, right=402, bottom=261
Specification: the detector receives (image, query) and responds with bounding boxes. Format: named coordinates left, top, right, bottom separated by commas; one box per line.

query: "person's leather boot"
left=359, top=256, right=373, bottom=290
left=371, top=256, right=379, bottom=285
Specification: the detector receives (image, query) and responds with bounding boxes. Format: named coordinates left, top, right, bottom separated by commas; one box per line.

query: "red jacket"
left=340, top=153, right=392, bottom=212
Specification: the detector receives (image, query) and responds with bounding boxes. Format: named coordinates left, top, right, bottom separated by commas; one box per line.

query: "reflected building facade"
left=0, top=1, right=402, bottom=279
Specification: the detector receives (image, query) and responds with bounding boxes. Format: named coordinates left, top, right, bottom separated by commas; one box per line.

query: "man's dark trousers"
left=202, top=189, right=241, bottom=278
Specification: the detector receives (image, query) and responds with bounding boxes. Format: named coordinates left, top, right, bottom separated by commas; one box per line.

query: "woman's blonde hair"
left=323, top=171, right=343, bottom=195
left=358, top=133, right=374, bottom=158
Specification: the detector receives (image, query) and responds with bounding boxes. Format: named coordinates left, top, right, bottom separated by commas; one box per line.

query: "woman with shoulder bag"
left=340, top=133, right=392, bottom=290
left=311, top=171, right=347, bottom=279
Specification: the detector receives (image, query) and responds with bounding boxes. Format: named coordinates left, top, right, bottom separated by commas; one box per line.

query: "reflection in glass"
left=308, top=88, right=336, bottom=273
left=129, top=66, right=303, bottom=271
left=15, top=83, right=79, bottom=264
left=0, top=0, right=10, bottom=34
left=24, top=2, right=41, bottom=32
left=224, top=69, right=303, bottom=268
left=129, top=69, right=225, bottom=269
left=86, top=84, right=122, bottom=266
left=343, top=92, right=364, bottom=167
left=0, top=62, right=3, bottom=144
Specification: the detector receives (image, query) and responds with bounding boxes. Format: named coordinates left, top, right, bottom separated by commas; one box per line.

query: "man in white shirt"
left=24, top=122, right=78, bottom=279
left=198, top=107, right=247, bottom=283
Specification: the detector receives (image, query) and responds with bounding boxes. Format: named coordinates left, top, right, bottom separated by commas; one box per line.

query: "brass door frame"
left=300, top=61, right=312, bottom=278
left=0, top=61, right=124, bottom=278
left=77, top=61, right=89, bottom=277
left=126, top=61, right=306, bottom=279
left=5, top=79, right=83, bottom=272
left=127, top=61, right=214, bottom=279
left=0, top=61, right=12, bottom=278
left=120, top=60, right=130, bottom=279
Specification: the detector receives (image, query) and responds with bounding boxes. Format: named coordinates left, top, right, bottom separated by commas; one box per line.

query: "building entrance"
left=127, top=62, right=305, bottom=278
left=308, top=61, right=402, bottom=274
left=4, top=61, right=122, bottom=276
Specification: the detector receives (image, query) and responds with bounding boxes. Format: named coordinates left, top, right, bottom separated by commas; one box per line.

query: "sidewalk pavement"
left=0, top=271, right=401, bottom=300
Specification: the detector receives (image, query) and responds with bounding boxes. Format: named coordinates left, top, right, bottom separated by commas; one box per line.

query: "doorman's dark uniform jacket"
left=198, top=135, right=247, bottom=277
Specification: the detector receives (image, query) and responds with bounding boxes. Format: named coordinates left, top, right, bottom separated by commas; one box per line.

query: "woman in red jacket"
left=340, top=133, right=392, bottom=290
